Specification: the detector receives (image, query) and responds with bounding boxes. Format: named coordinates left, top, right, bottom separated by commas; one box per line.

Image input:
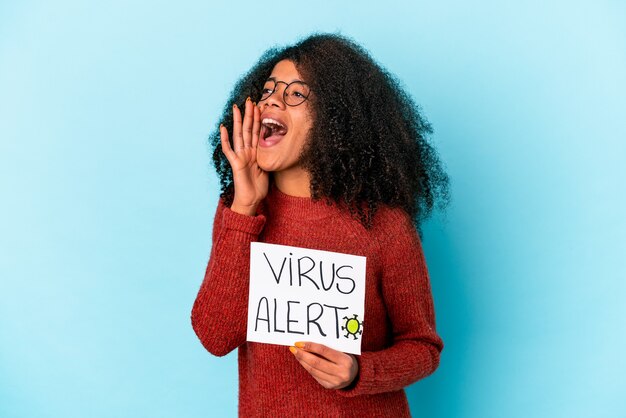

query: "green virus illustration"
left=342, top=314, right=363, bottom=340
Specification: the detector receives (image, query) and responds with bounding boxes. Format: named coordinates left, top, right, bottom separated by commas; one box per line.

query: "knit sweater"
left=191, top=182, right=444, bottom=417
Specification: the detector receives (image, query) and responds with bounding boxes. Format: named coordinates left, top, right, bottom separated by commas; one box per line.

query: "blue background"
left=1, top=1, right=625, bottom=417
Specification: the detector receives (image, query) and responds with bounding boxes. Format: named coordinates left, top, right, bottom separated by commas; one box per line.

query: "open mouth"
left=260, top=118, right=288, bottom=144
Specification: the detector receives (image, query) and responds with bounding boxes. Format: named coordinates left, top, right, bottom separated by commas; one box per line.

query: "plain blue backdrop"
left=1, top=1, right=625, bottom=417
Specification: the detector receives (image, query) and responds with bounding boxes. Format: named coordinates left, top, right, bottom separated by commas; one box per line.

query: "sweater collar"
left=263, top=181, right=339, bottom=220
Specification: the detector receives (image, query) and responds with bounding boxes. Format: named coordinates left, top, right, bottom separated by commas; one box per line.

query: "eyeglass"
left=259, top=78, right=311, bottom=107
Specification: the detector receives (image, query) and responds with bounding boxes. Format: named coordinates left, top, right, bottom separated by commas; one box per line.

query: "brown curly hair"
left=210, top=32, right=450, bottom=237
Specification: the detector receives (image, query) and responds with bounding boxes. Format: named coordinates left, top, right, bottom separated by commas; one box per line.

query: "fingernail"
left=294, top=342, right=305, bottom=349
left=233, top=103, right=237, bottom=109
left=246, top=96, right=251, bottom=102
left=289, top=346, right=297, bottom=354
left=219, top=123, right=223, bottom=128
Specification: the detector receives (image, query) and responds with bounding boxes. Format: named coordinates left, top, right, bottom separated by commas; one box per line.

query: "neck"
left=273, top=167, right=311, bottom=197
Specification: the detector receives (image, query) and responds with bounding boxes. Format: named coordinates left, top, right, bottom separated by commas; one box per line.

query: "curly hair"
left=210, top=32, right=450, bottom=236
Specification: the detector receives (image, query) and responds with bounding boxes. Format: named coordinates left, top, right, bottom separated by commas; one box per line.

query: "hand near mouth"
left=219, top=97, right=268, bottom=216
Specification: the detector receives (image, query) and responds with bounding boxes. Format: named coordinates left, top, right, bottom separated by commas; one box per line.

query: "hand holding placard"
left=289, top=341, right=359, bottom=389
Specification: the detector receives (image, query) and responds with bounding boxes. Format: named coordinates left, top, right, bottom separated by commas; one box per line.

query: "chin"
left=257, top=159, right=281, bottom=172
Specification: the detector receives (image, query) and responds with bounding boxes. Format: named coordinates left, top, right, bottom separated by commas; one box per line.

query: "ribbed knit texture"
left=191, top=182, right=444, bottom=417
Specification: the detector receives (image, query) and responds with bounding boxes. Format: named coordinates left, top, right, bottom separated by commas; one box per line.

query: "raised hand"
left=219, top=97, right=269, bottom=216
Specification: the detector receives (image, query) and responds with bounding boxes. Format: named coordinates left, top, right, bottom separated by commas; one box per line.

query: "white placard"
left=246, top=242, right=366, bottom=355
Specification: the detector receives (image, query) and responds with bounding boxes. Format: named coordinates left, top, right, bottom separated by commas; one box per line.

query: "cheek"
left=295, top=114, right=313, bottom=138
left=295, top=106, right=314, bottom=128
left=287, top=110, right=313, bottom=152
left=291, top=125, right=311, bottom=150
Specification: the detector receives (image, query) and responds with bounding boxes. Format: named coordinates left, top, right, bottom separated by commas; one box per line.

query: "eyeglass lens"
left=260, top=79, right=310, bottom=106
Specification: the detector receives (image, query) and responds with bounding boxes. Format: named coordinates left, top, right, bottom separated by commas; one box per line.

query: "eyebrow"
left=267, top=76, right=306, bottom=84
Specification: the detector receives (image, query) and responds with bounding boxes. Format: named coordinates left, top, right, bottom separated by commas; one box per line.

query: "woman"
left=191, top=33, right=450, bottom=417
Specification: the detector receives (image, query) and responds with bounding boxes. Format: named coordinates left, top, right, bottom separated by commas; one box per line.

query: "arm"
left=190, top=197, right=266, bottom=356
left=338, top=208, right=444, bottom=397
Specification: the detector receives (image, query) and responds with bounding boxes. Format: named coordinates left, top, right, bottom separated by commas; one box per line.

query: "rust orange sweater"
left=191, top=182, right=444, bottom=417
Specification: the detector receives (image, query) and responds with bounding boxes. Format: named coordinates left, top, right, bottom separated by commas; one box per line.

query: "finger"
left=242, top=97, right=253, bottom=148
left=311, top=375, right=334, bottom=390
left=292, top=352, right=341, bottom=387
left=291, top=345, right=340, bottom=376
left=219, top=124, right=236, bottom=161
left=232, top=103, right=244, bottom=152
left=251, top=103, right=260, bottom=149
left=295, top=341, right=346, bottom=365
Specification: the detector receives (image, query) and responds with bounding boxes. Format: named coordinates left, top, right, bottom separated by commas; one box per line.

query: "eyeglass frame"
left=258, top=77, right=312, bottom=107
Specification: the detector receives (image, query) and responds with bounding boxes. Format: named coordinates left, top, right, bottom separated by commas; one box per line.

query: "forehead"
left=267, top=59, right=304, bottom=83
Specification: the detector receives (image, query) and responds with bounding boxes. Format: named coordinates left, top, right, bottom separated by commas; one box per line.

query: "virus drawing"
left=342, top=314, right=363, bottom=340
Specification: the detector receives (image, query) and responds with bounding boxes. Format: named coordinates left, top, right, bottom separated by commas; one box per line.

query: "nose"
left=261, top=83, right=287, bottom=109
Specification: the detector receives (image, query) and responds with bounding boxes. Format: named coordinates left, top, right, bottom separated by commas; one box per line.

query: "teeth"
left=261, top=118, right=285, bottom=128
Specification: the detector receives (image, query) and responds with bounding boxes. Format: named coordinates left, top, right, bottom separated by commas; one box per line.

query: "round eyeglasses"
left=259, top=78, right=311, bottom=107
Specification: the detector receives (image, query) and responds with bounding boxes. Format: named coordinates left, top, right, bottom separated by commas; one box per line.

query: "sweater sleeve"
left=337, top=208, right=444, bottom=397
left=190, top=197, right=267, bottom=357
